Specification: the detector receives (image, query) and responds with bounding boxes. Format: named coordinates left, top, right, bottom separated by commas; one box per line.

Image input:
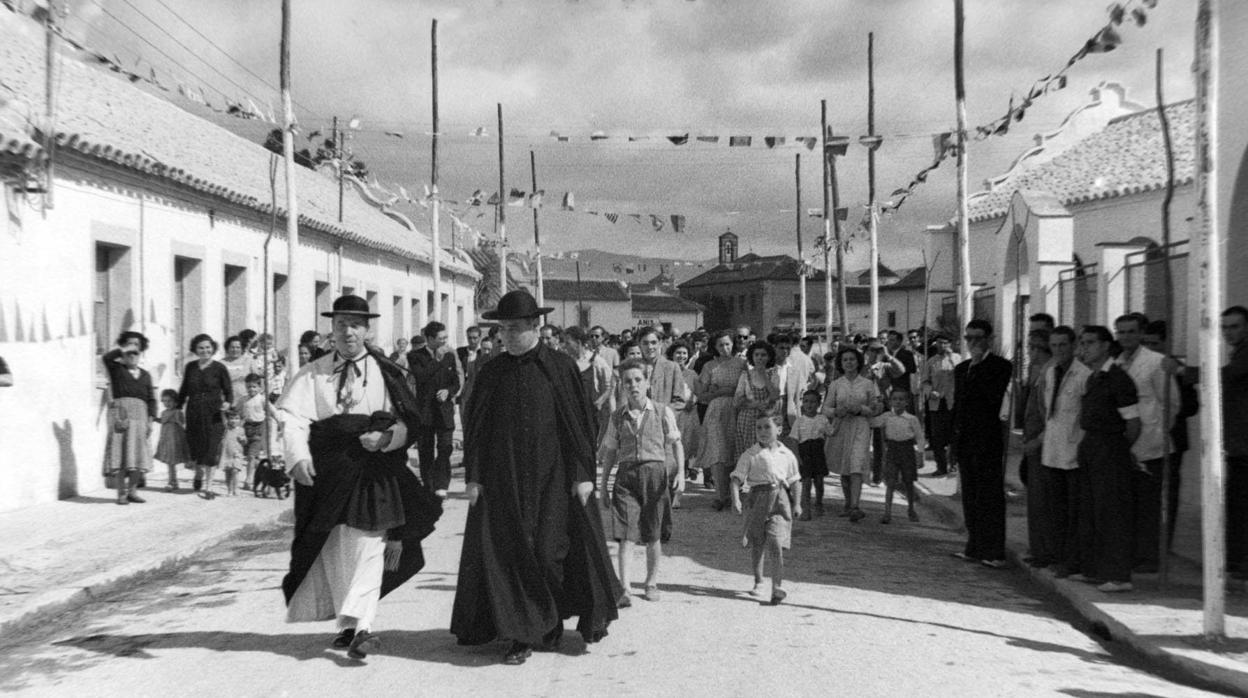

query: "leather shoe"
left=535, top=626, right=562, bottom=652
left=503, top=641, right=532, bottom=665
left=347, top=630, right=379, bottom=659
left=332, top=628, right=355, bottom=649
left=126, top=493, right=146, bottom=504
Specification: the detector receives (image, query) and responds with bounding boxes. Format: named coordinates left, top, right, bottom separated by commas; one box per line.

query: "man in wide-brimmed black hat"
left=451, top=289, right=622, bottom=665
left=278, top=295, right=441, bottom=661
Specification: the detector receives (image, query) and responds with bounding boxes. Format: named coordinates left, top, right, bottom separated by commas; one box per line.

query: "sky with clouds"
left=67, top=0, right=1196, bottom=273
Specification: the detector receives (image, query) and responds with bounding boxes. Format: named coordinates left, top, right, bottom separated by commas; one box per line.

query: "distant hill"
left=538, top=249, right=718, bottom=285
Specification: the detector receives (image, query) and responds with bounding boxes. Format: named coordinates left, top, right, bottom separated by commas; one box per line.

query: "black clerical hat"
left=322, top=294, right=380, bottom=318
left=481, top=290, right=553, bottom=320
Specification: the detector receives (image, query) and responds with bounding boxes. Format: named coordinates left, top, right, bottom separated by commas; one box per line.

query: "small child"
left=154, top=389, right=190, bottom=491
left=598, top=359, right=684, bottom=606
left=240, top=373, right=279, bottom=490
left=731, top=414, right=801, bottom=605
left=218, top=409, right=247, bottom=497
left=268, top=355, right=288, bottom=402
left=792, top=390, right=830, bottom=520
left=870, top=390, right=925, bottom=524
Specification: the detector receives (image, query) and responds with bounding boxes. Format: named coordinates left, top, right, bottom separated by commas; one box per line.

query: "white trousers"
left=287, top=524, right=385, bottom=631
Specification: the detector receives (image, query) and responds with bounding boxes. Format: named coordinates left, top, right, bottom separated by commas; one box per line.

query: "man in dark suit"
left=407, top=321, right=461, bottom=498
left=950, top=319, right=1013, bottom=568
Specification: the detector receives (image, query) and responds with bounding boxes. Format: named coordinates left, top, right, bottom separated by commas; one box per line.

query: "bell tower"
left=718, top=230, right=738, bottom=264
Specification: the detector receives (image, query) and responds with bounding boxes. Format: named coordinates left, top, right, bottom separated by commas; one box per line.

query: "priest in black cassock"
left=451, top=290, right=622, bottom=666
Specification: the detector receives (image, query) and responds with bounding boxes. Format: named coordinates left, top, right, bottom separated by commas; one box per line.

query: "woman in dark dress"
left=102, top=331, right=157, bottom=505
left=177, top=333, right=232, bottom=495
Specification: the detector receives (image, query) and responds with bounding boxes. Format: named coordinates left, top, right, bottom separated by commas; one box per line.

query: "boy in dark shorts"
left=599, top=359, right=684, bottom=605
left=871, top=390, right=925, bottom=523
left=792, top=389, right=830, bottom=520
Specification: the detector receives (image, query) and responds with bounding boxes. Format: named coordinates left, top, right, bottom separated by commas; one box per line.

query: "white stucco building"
left=0, top=15, right=477, bottom=511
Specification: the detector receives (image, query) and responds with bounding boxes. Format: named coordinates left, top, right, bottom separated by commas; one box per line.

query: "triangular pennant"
left=825, top=136, right=850, bottom=156
left=561, top=192, right=575, bottom=211
left=605, top=213, right=620, bottom=224
left=858, top=134, right=883, bottom=151
left=795, top=136, right=818, bottom=150
left=667, top=134, right=689, bottom=145
left=670, top=214, right=685, bottom=233
left=528, top=190, right=544, bottom=208
left=729, top=136, right=752, bottom=147
left=590, top=131, right=608, bottom=141
left=486, top=192, right=501, bottom=206
left=507, top=188, right=526, bottom=206
left=764, top=136, right=785, bottom=148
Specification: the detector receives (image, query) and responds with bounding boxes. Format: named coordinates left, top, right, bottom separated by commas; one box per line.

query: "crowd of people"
left=89, top=288, right=1248, bottom=664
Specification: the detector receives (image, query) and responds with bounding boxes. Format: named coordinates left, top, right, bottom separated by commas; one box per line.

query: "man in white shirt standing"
left=1037, top=326, right=1091, bottom=576
left=1113, top=313, right=1180, bottom=574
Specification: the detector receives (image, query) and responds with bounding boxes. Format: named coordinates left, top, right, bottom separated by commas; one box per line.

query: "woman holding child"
left=821, top=346, right=881, bottom=522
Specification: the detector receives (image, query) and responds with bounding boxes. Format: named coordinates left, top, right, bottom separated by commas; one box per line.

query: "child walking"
left=871, top=390, right=925, bottom=523
left=731, top=414, right=801, bottom=605
left=217, top=409, right=247, bottom=497
left=240, top=373, right=279, bottom=490
left=599, top=359, right=684, bottom=606
left=154, top=389, right=191, bottom=491
left=792, top=390, right=830, bottom=520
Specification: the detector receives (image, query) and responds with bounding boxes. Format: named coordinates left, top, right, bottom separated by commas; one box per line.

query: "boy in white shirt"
left=871, top=390, right=925, bottom=523
left=792, top=389, right=830, bottom=520
left=731, top=414, right=801, bottom=604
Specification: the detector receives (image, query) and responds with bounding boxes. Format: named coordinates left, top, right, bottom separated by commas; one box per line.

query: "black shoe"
left=535, top=626, right=563, bottom=652
left=617, top=593, right=632, bottom=609
left=503, top=641, right=532, bottom=665
left=126, top=493, right=146, bottom=504
left=332, top=628, right=356, bottom=648
left=347, top=630, right=379, bottom=659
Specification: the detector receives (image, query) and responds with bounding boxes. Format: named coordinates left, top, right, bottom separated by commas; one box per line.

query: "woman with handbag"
left=102, top=332, right=157, bottom=505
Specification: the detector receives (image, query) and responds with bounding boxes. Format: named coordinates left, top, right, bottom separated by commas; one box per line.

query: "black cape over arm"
left=450, top=344, right=622, bottom=646
left=282, top=346, right=443, bottom=606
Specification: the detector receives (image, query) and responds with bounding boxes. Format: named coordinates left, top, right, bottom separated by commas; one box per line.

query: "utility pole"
left=430, top=19, right=442, bottom=326
left=821, top=100, right=834, bottom=342
left=867, top=31, right=880, bottom=337
left=279, top=0, right=299, bottom=352
left=954, top=0, right=973, bottom=331
left=332, top=116, right=343, bottom=223
left=44, top=4, right=57, bottom=209
left=795, top=153, right=806, bottom=337
left=825, top=108, right=850, bottom=338
left=496, top=103, right=507, bottom=299
left=531, top=150, right=544, bottom=307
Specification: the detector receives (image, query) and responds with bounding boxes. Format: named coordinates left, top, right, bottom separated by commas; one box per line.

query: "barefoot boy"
left=731, top=414, right=801, bottom=604
left=599, top=359, right=684, bottom=605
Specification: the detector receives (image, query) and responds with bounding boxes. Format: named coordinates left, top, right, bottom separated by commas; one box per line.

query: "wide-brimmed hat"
left=481, top=289, right=553, bottom=320
left=321, top=294, right=380, bottom=318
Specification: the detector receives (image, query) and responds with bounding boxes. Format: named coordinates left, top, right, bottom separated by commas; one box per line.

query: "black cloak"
left=450, top=343, right=622, bottom=646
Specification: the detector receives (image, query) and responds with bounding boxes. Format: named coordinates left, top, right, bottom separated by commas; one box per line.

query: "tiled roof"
left=543, top=278, right=630, bottom=302
left=0, top=15, right=474, bottom=277
left=967, top=100, right=1196, bottom=223
left=678, top=254, right=831, bottom=289
left=632, top=294, right=704, bottom=314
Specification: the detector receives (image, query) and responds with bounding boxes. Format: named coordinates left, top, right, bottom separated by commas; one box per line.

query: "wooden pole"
left=796, top=153, right=806, bottom=337
left=44, top=5, right=56, bottom=210
left=954, top=0, right=973, bottom=333
left=497, top=103, right=507, bottom=299
left=280, top=0, right=299, bottom=352
left=1194, top=0, right=1225, bottom=638
left=333, top=116, right=343, bottom=223
left=829, top=133, right=849, bottom=338
left=868, top=31, right=879, bottom=337
left=575, top=258, right=585, bottom=329
left=821, top=100, right=834, bottom=342
left=430, top=19, right=442, bottom=327
left=531, top=150, right=544, bottom=307
left=1155, top=48, right=1177, bottom=590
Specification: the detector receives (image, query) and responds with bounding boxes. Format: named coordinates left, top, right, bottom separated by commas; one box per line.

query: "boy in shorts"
left=598, top=359, right=684, bottom=605
left=871, top=390, right=925, bottom=523
left=731, top=414, right=801, bottom=604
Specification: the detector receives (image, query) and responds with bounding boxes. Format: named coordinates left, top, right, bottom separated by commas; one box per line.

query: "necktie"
left=1049, top=362, right=1066, bottom=414
left=334, top=353, right=364, bottom=409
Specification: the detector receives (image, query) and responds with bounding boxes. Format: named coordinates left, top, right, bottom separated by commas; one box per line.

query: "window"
left=94, top=243, right=132, bottom=371
left=456, top=305, right=464, bottom=337
left=365, top=291, right=378, bottom=317
left=410, top=298, right=422, bottom=336
left=578, top=305, right=590, bottom=328
left=315, top=281, right=332, bottom=335
left=174, top=256, right=203, bottom=370
left=887, top=310, right=897, bottom=328
left=273, top=273, right=290, bottom=350
left=427, top=290, right=435, bottom=321
left=223, top=264, right=247, bottom=338
left=441, top=293, right=450, bottom=324
left=393, top=295, right=405, bottom=342
left=751, top=294, right=758, bottom=311
left=727, top=296, right=735, bottom=312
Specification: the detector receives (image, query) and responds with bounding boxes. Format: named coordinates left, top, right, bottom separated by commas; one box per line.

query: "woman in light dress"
left=696, top=331, right=747, bottom=511
left=821, top=346, right=881, bottom=522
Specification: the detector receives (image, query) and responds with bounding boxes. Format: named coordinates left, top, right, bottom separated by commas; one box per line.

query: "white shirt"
left=1041, top=359, right=1091, bottom=471
left=1114, top=346, right=1179, bottom=461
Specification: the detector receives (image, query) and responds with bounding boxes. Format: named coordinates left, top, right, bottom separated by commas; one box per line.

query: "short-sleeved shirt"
left=1080, top=360, right=1139, bottom=434
left=872, top=410, right=925, bottom=449
left=241, top=393, right=268, bottom=423
left=792, top=413, right=829, bottom=443
left=731, top=442, right=800, bottom=489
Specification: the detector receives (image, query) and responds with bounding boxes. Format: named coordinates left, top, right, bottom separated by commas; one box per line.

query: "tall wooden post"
left=333, top=116, right=343, bottom=223
left=868, top=31, right=880, bottom=337
left=954, top=0, right=973, bottom=332
left=430, top=19, right=442, bottom=326
left=280, top=0, right=299, bottom=352
left=1155, top=48, right=1178, bottom=589
left=1194, top=0, right=1225, bottom=638
left=821, top=100, right=834, bottom=342
left=796, top=153, right=806, bottom=337
left=44, top=5, right=56, bottom=209
left=531, top=150, right=544, bottom=307
left=828, top=132, right=849, bottom=337
left=497, top=103, right=507, bottom=299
